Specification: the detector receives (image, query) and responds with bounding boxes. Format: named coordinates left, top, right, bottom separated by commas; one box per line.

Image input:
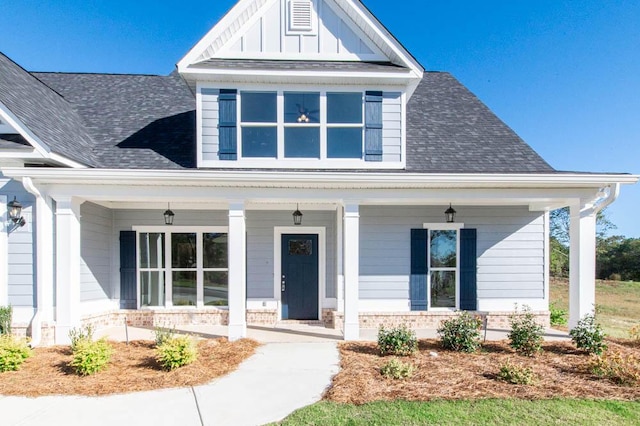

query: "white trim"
left=80, top=299, right=119, bottom=316
left=273, top=226, right=326, bottom=321
left=422, top=224, right=463, bottom=310
left=246, top=299, right=278, bottom=310
left=200, top=159, right=403, bottom=169
left=196, top=83, right=204, bottom=168
left=422, top=222, right=465, bottom=230
left=543, top=211, right=550, bottom=308
left=358, top=299, right=410, bottom=312
left=0, top=195, right=7, bottom=306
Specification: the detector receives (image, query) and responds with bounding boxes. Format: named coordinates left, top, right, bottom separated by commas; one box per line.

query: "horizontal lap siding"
left=1, top=179, right=35, bottom=307
left=201, top=89, right=220, bottom=161
left=359, top=206, right=545, bottom=300
left=80, top=202, right=113, bottom=302
left=245, top=211, right=336, bottom=299
left=382, top=92, right=402, bottom=162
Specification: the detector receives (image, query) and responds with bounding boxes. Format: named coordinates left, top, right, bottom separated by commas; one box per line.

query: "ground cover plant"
left=0, top=337, right=259, bottom=396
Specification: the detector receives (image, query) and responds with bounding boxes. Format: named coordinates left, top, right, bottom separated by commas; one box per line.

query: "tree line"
left=550, top=207, right=640, bottom=281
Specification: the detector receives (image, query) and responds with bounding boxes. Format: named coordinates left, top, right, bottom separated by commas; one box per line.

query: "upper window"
left=239, top=91, right=364, bottom=160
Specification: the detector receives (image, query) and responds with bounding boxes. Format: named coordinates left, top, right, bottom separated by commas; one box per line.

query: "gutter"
left=592, top=183, right=621, bottom=214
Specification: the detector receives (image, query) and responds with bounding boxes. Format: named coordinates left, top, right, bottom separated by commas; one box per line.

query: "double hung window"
left=428, top=229, right=459, bottom=309
left=239, top=91, right=364, bottom=159
left=138, top=229, right=228, bottom=308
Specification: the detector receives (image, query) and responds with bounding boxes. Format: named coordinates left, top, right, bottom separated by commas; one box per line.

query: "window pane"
left=172, top=233, right=197, bottom=269
left=431, top=271, right=456, bottom=308
left=285, top=127, right=320, bottom=158
left=430, top=230, right=457, bottom=267
left=204, top=271, right=228, bottom=306
left=289, top=239, right=312, bottom=256
left=172, top=271, right=196, bottom=306
left=242, top=127, right=277, bottom=158
left=327, top=93, right=362, bottom=123
left=327, top=128, right=362, bottom=158
left=284, top=92, right=320, bottom=123
left=241, top=92, right=277, bottom=123
left=140, top=271, right=165, bottom=307
left=139, top=233, right=164, bottom=269
left=203, top=233, right=228, bottom=268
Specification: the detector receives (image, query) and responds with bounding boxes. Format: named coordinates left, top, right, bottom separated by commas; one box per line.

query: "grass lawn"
left=551, top=279, right=640, bottom=337
left=276, top=399, right=640, bottom=425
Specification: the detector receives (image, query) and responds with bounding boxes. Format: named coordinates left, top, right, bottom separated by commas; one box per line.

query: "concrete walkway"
left=0, top=341, right=340, bottom=426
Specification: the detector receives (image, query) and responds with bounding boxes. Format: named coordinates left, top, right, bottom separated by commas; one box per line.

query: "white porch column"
left=54, top=197, right=82, bottom=345
left=0, top=195, right=7, bottom=307
left=336, top=205, right=344, bottom=313
left=343, top=203, right=360, bottom=341
left=569, top=202, right=597, bottom=329
left=228, top=201, right=247, bottom=341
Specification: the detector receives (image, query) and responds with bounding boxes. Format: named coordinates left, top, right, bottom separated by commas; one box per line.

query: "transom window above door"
left=239, top=91, right=364, bottom=159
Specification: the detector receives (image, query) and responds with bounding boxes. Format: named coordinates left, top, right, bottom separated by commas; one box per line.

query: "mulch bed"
left=0, top=338, right=259, bottom=397
left=325, top=339, right=640, bottom=405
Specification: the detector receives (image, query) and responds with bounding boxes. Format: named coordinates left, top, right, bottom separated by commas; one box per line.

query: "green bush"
left=154, top=324, right=176, bottom=347
left=590, top=351, right=640, bottom=386
left=156, top=335, right=198, bottom=370
left=0, top=334, right=31, bottom=372
left=570, top=313, right=607, bottom=355
left=437, top=312, right=482, bottom=353
left=380, top=358, right=414, bottom=380
left=508, top=306, right=544, bottom=357
left=377, top=325, right=418, bottom=356
left=68, top=324, right=95, bottom=351
left=70, top=338, right=113, bottom=376
left=549, top=302, right=567, bottom=327
left=497, top=359, right=536, bottom=385
left=0, top=305, right=12, bottom=335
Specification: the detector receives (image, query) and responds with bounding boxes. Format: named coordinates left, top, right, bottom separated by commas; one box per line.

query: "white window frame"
left=133, top=226, right=229, bottom=309
left=238, top=90, right=364, bottom=161
left=423, top=222, right=465, bottom=311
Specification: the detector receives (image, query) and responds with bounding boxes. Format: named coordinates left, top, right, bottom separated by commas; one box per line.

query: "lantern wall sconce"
left=7, top=196, right=26, bottom=227
left=292, top=204, right=303, bottom=226
left=444, top=203, right=457, bottom=223
left=163, top=203, right=175, bottom=225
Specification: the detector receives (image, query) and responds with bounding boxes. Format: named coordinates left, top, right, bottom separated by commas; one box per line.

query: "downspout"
left=592, top=183, right=621, bottom=214
left=21, top=177, right=46, bottom=346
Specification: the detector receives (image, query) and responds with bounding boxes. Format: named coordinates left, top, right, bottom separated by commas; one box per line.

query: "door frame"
left=274, top=226, right=325, bottom=321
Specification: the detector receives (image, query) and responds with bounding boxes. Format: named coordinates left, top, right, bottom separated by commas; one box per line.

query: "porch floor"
left=95, top=323, right=571, bottom=343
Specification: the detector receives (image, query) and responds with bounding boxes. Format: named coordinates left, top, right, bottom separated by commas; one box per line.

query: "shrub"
left=156, top=335, right=198, bottom=370
left=508, top=306, right=544, bottom=356
left=629, top=325, right=640, bottom=342
left=380, top=358, right=414, bottom=380
left=377, top=325, right=418, bottom=356
left=70, top=338, right=113, bottom=376
left=570, top=313, right=608, bottom=356
left=590, top=351, right=640, bottom=386
left=497, top=359, right=535, bottom=385
left=0, top=305, right=12, bottom=335
left=154, top=324, right=176, bottom=347
left=549, top=302, right=567, bottom=327
left=0, top=334, right=31, bottom=372
left=68, top=324, right=95, bottom=351
left=437, top=312, right=482, bottom=353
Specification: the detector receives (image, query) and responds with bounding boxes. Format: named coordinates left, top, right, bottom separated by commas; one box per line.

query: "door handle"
left=281, top=275, right=286, bottom=292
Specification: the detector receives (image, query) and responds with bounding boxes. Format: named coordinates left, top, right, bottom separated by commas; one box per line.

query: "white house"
left=0, top=0, right=637, bottom=346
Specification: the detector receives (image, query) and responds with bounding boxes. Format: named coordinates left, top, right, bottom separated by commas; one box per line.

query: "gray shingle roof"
left=34, top=71, right=196, bottom=169
left=191, top=59, right=409, bottom=72
left=406, top=72, right=554, bottom=173
left=0, top=52, right=98, bottom=166
left=21, top=62, right=552, bottom=173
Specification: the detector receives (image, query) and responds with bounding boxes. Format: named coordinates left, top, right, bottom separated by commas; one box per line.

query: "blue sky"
left=1, top=0, right=639, bottom=237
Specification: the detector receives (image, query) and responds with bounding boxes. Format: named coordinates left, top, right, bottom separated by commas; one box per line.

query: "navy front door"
left=281, top=234, right=319, bottom=320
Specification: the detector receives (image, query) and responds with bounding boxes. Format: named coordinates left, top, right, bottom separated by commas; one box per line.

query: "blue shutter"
left=410, top=229, right=428, bottom=311
left=364, top=91, right=383, bottom=162
left=218, top=89, right=237, bottom=160
left=460, top=228, right=477, bottom=311
left=119, top=231, right=137, bottom=309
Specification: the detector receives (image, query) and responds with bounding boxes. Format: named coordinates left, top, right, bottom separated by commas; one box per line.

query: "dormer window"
left=238, top=90, right=364, bottom=160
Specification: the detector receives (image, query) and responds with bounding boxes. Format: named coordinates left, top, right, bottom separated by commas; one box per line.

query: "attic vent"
left=288, top=0, right=314, bottom=33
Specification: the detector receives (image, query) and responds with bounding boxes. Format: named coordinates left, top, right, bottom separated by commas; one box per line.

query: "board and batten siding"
left=201, top=88, right=220, bottom=161
left=382, top=92, right=402, bottom=162
left=1, top=178, right=35, bottom=307
left=246, top=210, right=336, bottom=299
left=80, top=202, right=113, bottom=302
left=359, top=205, right=545, bottom=304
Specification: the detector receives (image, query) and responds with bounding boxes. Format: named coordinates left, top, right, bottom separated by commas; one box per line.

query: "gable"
left=179, top=0, right=423, bottom=74
left=0, top=118, right=18, bottom=134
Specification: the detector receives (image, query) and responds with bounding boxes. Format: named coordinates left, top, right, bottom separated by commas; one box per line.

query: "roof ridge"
left=32, top=71, right=164, bottom=77
left=0, top=51, right=71, bottom=102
